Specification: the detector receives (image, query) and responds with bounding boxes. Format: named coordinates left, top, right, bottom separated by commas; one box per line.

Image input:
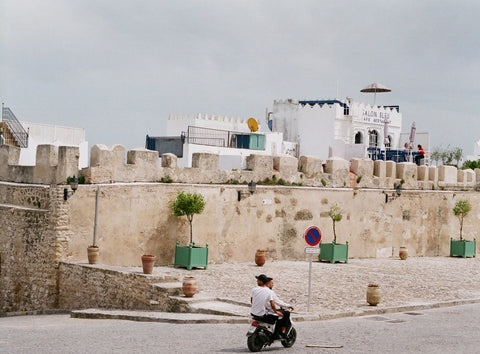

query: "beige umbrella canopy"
left=360, top=83, right=391, bottom=106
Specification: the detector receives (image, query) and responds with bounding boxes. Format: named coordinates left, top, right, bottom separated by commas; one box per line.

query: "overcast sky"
left=1, top=1, right=479, bottom=157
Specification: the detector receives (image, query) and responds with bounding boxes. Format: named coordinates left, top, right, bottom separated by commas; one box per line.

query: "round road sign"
left=304, top=226, right=321, bottom=246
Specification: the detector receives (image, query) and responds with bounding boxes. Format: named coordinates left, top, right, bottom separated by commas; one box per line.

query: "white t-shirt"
left=266, top=290, right=291, bottom=315
left=250, top=286, right=274, bottom=316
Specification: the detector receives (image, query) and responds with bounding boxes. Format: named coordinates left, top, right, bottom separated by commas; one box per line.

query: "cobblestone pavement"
left=155, top=256, right=480, bottom=316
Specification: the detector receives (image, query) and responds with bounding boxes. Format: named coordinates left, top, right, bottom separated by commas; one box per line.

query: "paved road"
left=2, top=303, right=480, bottom=353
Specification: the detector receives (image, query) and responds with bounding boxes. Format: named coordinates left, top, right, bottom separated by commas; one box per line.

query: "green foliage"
left=431, top=145, right=463, bottom=166
left=356, top=176, right=362, bottom=184
left=321, top=179, right=327, bottom=186
left=78, top=176, right=85, bottom=184
left=462, top=159, right=480, bottom=170
left=170, top=192, right=206, bottom=244
left=328, top=203, right=343, bottom=244
left=453, top=199, right=471, bottom=240
left=160, top=176, right=173, bottom=183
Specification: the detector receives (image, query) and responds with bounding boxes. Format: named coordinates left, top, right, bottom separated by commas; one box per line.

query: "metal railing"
left=187, top=126, right=234, bottom=148
left=1, top=104, right=28, bottom=148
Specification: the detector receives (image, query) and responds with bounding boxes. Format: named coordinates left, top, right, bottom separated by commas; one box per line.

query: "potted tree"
left=171, top=191, right=208, bottom=269
left=319, top=203, right=349, bottom=263
left=450, top=199, right=476, bottom=258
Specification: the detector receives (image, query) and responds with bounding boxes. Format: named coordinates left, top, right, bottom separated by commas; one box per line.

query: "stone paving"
left=157, top=256, right=480, bottom=317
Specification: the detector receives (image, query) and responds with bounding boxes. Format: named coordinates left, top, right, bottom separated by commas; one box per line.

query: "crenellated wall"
left=1, top=143, right=479, bottom=191
left=0, top=144, right=79, bottom=184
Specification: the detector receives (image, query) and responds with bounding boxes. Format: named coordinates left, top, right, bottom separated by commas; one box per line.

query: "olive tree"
left=453, top=199, right=471, bottom=241
left=170, top=191, right=206, bottom=244
left=328, top=203, right=343, bottom=244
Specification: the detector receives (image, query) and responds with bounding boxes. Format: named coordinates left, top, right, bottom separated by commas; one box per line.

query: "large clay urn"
left=255, top=250, right=266, bottom=266
left=366, top=285, right=381, bottom=306
left=141, top=254, right=156, bottom=274
left=87, top=246, right=99, bottom=264
left=182, top=276, right=198, bottom=297
left=399, top=246, right=408, bottom=260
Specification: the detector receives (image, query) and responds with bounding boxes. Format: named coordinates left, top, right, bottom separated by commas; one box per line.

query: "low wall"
left=58, top=262, right=177, bottom=311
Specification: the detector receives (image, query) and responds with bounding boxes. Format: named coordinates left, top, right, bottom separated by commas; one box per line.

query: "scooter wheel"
left=247, top=332, right=264, bottom=352
left=281, top=327, right=297, bottom=348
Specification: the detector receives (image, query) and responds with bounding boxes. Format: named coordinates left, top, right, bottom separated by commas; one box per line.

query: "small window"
left=369, top=130, right=378, bottom=148
left=355, top=131, right=363, bottom=144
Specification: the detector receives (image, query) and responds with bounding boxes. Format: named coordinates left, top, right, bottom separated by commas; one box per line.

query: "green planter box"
left=450, top=238, right=476, bottom=258
left=174, top=241, right=209, bottom=270
left=319, top=241, right=349, bottom=263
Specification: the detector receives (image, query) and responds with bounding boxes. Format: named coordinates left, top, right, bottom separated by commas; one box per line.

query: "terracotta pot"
left=141, top=254, right=156, bottom=274
left=87, top=246, right=99, bottom=264
left=182, top=276, right=197, bottom=297
left=399, top=246, right=408, bottom=260
left=366, top=286, right=381, bottom=306
left=255, top=251, right=266, bottom=266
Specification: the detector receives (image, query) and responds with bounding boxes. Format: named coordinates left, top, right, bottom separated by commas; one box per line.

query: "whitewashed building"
left=271, top=98, right=403, bottom=162
left=147, top=114, right=296, bottom=169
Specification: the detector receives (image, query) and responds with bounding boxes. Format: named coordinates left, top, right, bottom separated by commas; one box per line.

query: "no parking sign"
left=304, top=226, right=321, bottom=312
left=304, top=226, right=321, bottom=246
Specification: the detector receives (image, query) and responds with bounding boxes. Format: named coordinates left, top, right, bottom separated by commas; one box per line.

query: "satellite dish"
left=247, top=118, right=258, bottom=132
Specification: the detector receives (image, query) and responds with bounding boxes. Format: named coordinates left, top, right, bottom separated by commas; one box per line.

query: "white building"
left=19, top=121, right=89, bottom=168
left=1, top=105, right=88, bottom=168
left=147, top=113, right=296, bottom=169
left=271, top=98, right=403, bottom=161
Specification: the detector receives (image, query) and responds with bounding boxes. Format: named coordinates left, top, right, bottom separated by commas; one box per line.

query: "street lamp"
left=238, top=180, right=256, bottom=201
left=385, top=183, right=402, bottom=203
left=64, top=175, right=78, bottom=200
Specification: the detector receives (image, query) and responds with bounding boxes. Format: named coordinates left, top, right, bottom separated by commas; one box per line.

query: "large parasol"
left=383, top=117, right=390, bottom=148
left=408, top=122, right=416, bottom=150
left=360, top=83, right=391, bottom=106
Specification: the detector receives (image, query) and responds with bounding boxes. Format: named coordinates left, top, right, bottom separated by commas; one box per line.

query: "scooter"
left=246, top=310, right=297, bottom=352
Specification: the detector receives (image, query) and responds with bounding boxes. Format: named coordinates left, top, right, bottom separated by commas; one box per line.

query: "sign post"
left=304, top=226, right=321, bottom=312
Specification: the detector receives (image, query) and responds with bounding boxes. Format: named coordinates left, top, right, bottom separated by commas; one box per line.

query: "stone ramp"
left=171, top=295, right=251, bottom=317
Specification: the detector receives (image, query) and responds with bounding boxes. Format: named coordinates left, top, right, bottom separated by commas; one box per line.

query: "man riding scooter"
left=250, top=274, right=283, bottom=323
left=266, top=278, right=294, bottom=339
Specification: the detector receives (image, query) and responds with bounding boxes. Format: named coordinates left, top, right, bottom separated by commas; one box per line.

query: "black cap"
left=255, top=274, right=272, bottom=284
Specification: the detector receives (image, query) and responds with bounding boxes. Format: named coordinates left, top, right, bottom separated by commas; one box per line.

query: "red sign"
left=304, top=226, right=321, bottom=246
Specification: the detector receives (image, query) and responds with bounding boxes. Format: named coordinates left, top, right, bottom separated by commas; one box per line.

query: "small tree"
left=170, top=191, right=206, bottom=244
left=453, top=199, right=471, bottom=241
left=328, top=203, right=343, bottom=244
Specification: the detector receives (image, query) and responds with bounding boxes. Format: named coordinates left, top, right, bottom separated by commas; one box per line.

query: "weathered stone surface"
left=298, top=155, right=323, bottom=177
left=161, top=153, right=177, bottom=168
left=373, top=160, right=386, bottom=178
left=2, top=181, right=480, bottom=314
left=191, top=152, right=219, bottom=170
left=417, top=166, right=429, bottom=181
left=0, top=145, right=21, bottom=180
left=350, top=158, right=374, bottom=177
left=385, top=161, right=396, bottom=178
left=324, top=157, right=349, bottom=174
left=273, top=156, right=298, bottom=175
left=396, top=163, right=417, bottom=183
left=429, top=166, right=438, bottom=183
left=246, top=154, right=273, bottom=174
left=438, top=165, right=457, bottom=183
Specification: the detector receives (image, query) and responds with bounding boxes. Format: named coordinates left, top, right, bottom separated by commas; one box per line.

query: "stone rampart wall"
left=0, top=204, right=57, bottom=312
left=2, top=143, right=479, bottom=191
left=0, top=144, right=79, bottom=184
left=2, top=181, right=480, bottom=313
